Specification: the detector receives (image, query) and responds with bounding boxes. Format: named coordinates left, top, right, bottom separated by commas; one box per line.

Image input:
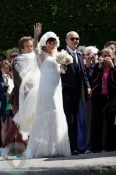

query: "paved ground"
left=0, top=151, right=116, bottom=175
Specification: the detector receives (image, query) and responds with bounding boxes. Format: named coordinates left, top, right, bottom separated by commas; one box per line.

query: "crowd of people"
left=0, top=22, right=116, bottom=159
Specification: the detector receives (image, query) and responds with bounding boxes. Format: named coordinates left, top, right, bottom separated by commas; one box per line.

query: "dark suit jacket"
left=0, top=72, right=8, bottom=101
left=0, top=73, right=9, bottom=122
left=89, top=63, right=116, bottom=100
left=61, top=48, right=90, bottom=102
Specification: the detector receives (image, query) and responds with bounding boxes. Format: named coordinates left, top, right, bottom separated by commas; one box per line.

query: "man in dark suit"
left=61, top=31, right=91, bottom=155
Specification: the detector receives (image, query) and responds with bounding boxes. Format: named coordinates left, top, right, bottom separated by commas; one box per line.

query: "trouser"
left=77, top=100, right=86, bottom=151
left=91, top=94, right=108, bottom=151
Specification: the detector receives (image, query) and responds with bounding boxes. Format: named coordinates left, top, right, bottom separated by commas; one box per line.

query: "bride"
left=25, top=31, right=71, bottom=158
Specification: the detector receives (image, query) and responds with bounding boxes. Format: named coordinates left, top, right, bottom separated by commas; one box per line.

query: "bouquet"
left=56, top=50, right=73, bottom=65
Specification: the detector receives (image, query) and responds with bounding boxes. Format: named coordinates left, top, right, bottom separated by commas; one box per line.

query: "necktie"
left=72, top=52, right=78, bottom=64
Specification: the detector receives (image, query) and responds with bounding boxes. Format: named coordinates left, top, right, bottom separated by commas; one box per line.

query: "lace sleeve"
left=35, top=48, right=46, bottom=67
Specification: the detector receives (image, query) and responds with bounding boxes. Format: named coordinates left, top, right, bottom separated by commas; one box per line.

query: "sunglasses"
left=10, top=55, right=18, bottom=58
left=70, top=37, right=80, bottom=41
left=103, top=54, right=111, bottom=57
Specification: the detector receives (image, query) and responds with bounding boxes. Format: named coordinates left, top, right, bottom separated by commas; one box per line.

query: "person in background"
left=104, top=41, right=116, bottom=67
left=0, top=54, right=6, bottom=69
left=0, top=60, right=14, bottom=146
left=77, top=45, right=87, bottom=65
left=84, top=46, right=99, bottom=89
left=0, top=53, right=6, bottom=148
left=83, top=46, right=99, bottom=151
left=2, top=36, right=35, bottom=150
left=85, top=46, right=99, bottom=70
left=7, top=48, right=20, bottom=64
left=104, top=41, right=116, bottom=56
left=90, top=47, right=116, bottom=152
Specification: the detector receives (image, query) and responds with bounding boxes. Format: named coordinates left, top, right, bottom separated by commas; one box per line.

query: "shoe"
left=71, top=150, right=79, bottom=155
left=78, top=150, right=86, bottom=154
left=84, top=150, right=91, bottom=154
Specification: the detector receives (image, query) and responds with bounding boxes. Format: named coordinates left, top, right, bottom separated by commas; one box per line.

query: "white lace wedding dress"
left=25, top=52, right=71, bottom=158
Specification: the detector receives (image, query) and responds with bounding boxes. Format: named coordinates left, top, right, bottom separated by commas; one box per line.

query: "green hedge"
left=0, top=0, right=115, bottom=50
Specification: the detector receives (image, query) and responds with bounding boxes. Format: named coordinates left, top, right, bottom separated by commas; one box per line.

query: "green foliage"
left=0, top=0, right=116, bottom=50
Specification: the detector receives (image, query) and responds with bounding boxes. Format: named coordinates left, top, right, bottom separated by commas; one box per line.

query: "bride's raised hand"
left=34, top=22, right=42, bottom=38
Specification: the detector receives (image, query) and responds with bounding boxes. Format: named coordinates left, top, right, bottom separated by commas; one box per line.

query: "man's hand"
left=87, top=88, right=92, bottom=97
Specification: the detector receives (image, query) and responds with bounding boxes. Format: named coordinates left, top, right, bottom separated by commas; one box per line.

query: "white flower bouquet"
left=56, top=50, right=73, bottom=65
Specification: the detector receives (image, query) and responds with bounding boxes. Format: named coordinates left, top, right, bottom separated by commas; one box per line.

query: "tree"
left=0, top=0, right=115, bottom=50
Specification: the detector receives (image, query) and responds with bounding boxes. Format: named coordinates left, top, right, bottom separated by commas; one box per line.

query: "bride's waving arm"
left=33, top=22, right=42, bottom=49
left=33, top=22, right=45, bottom=67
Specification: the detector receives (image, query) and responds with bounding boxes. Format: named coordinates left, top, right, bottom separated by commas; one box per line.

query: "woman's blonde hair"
left=7, top=47, right=20, bottom=63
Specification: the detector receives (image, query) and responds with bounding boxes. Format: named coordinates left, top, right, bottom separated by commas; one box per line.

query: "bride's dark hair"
left=46, top=37, right=56, bottom=43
